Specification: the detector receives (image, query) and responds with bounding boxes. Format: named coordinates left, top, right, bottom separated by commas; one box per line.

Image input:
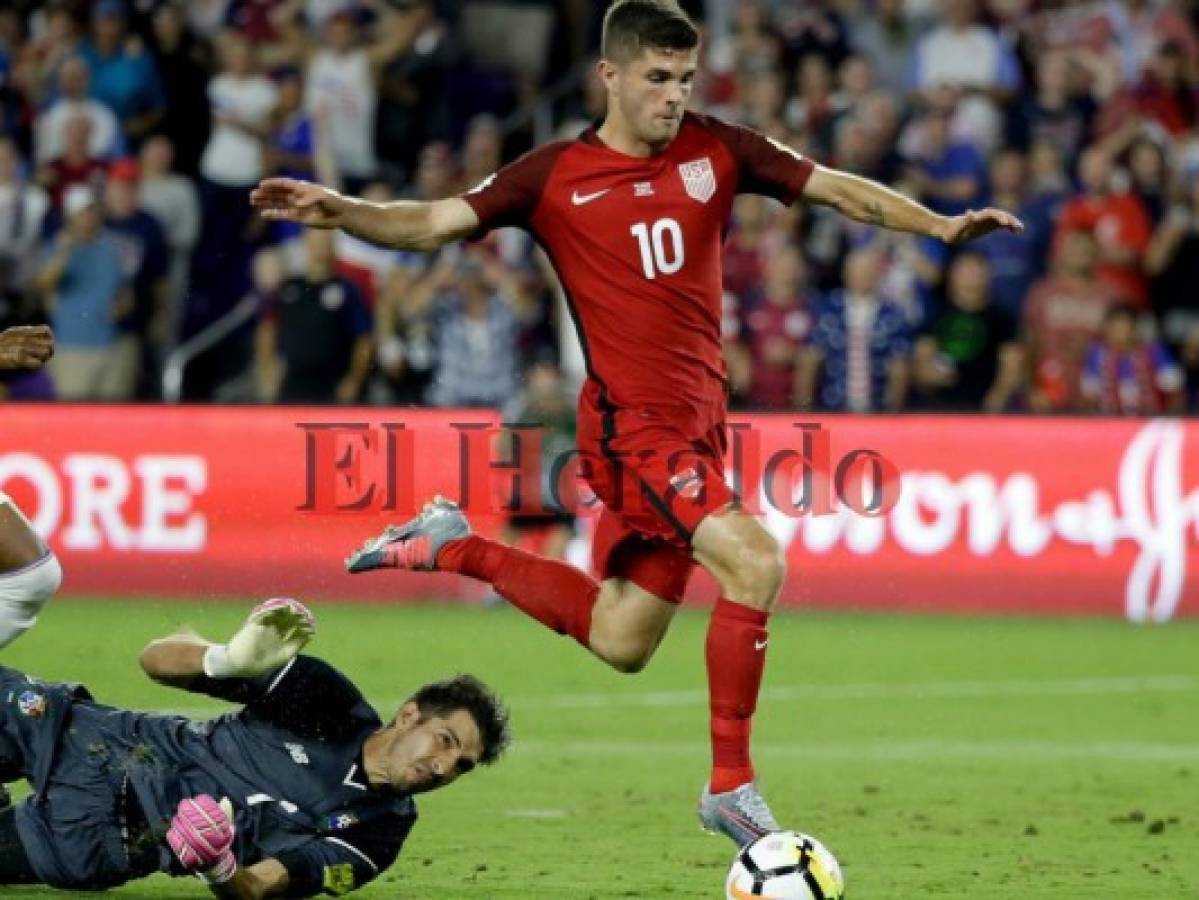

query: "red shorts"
left=577, top=403, right=734, bottom=604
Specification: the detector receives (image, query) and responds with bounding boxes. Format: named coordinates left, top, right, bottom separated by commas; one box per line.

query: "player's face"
left=384, top=704, right=484, bottom=795
left=611, top=48, right=698, bottom=148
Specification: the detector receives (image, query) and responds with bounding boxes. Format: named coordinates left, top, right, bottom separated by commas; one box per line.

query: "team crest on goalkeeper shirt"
left=678, top=157, right=716, bottom=203
left=16, top=690, right=46, bottom=718
left=323, top=863, right=356, bottom=895
left=324, top=812, right=360, bottom=831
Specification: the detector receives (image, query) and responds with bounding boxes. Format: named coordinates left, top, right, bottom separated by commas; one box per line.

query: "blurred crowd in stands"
left=0, top=0, right=1197, bottom=418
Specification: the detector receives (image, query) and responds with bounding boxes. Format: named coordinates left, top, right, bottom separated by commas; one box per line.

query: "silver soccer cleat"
left=698, top=781, right=782, bottom=847
left=345, top=496, right=471, bottom=574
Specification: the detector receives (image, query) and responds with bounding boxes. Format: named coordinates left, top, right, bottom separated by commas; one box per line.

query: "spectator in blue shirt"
left=797, top=248, right=912, bottom=413
left=904, top=107, right=988, bottom=218
left=265, top=66, right=315, bottom=263
left=976, top=148, right=1043, bottom=319
left=80, top=0, right=165, bottom=147
left=34, top=184, right=134, bottom=400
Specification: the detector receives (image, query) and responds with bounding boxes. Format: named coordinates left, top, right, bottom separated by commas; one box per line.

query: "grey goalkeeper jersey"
left=14, top=656, right=415, bottom=896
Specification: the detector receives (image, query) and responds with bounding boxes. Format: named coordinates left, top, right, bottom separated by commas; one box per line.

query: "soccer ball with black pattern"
left=725, top=830, right=845, bottom=899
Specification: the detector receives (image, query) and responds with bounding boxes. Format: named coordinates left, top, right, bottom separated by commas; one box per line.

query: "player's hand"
left=223, top=597, right=316, bottom=677
left=935, top=208, right=1024, bottom=244
left=0, top=326, right=54, bottom=371
left=249, top=178, right=347, bottom=229
left=166, top=795, right=237, bottom=884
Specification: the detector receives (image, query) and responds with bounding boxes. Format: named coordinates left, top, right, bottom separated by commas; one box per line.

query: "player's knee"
left=0, top=551, right=61, bottom=606
left=605, top=645, right=652, bottom=674
left=591, top=633, right=655, bottom=674
left=720, top=534, right=785, bottom=611
left=0, top=551, right=62, bottom=648
left=37, top=552, right=63, bottom=600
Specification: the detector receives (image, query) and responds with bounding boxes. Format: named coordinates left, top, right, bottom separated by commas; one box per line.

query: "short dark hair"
left=407, top=674, right=511, bottom=766
left=601, top=0, right=699, bottom=63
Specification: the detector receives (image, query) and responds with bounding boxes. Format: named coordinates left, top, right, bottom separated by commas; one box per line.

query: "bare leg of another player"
left=0, top=326, right=62, bottom=652
left=0, top=497, right=62, bottom=650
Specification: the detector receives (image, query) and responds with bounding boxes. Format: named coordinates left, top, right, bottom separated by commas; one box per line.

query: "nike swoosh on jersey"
left=754, top=639, right=768, bottom=651
left=571, top=188, right=611, bottom=206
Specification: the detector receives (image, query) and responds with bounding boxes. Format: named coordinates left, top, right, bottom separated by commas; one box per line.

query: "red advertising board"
left=1, top=406, right=1196, bottom=620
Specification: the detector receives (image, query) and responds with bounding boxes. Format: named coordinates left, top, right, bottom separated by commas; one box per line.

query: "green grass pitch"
left=1, top=598, right=1196, bottom=898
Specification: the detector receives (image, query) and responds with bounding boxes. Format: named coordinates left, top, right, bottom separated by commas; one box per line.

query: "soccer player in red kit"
left=251, top=0, right=1022, bottom=847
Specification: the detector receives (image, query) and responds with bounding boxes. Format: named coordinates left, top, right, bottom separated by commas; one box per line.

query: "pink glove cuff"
left=198, top=852, right=238, bottom=885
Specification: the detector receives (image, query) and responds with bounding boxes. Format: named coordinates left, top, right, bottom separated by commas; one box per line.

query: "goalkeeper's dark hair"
left=408, top=674, right=511, bottom=765
left=602, top=0, right=699, bottom=64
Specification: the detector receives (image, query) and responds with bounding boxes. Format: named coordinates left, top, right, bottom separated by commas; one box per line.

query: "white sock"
left=0, top=553, right=62, bottom=649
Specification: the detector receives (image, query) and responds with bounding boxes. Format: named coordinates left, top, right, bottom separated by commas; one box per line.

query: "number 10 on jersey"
left=630, top=218, right=685, bottom=280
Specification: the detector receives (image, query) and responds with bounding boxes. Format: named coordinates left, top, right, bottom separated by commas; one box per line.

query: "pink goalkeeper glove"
left=166, top=795, right=237, bottom=884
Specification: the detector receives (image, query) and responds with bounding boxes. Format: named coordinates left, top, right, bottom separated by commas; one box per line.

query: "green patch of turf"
left=1, top=599, right=1195, bottom=898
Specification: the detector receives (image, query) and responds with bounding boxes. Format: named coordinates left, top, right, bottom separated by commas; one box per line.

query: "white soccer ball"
left=725, top=830, right=845, bottom=900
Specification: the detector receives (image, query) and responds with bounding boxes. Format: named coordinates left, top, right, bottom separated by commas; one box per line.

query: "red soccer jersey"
left=462, top=112, right=815, bottom=439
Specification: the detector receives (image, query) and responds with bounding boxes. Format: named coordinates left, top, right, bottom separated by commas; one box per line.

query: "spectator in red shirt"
left=1023, top=229, right=1120, bottom=412
left=1054, top=147, right=1152, bottom=308
left=1096, top=41, right=1197, bottom=139
left=225, top=0, right=290, bottom=45
left=722, top=194, right=770, bottom=302
left=37, top=114, right=107, bottom=215
left=737, top=244, right=812, bottom=410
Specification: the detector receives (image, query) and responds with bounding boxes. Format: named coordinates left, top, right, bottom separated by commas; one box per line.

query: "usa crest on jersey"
left=678, top=157, right=716, bottom=204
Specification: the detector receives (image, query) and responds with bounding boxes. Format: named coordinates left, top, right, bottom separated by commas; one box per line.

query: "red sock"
left=437, top=536, right=597, bottom=646
left=706, top=598, right=769, bottom=794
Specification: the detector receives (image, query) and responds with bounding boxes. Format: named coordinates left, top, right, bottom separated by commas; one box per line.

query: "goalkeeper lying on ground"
left=0, top=599, right=510, bottom=897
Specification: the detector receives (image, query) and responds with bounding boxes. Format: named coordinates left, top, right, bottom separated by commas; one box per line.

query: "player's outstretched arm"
left=249, top=178, right=480, bottom=252
left=140, top=598, right=315, bottom=689
left=802, top=164, right=1023, bottom=245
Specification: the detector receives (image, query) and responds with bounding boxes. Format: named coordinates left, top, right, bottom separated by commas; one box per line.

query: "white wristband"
left=202, top=644, right=236, bottom=679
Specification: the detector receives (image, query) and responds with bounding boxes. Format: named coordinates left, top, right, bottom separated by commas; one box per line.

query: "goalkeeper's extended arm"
left=139, top=629, right=213, bottom=689
left=140, top=598, right=316, bottom=689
